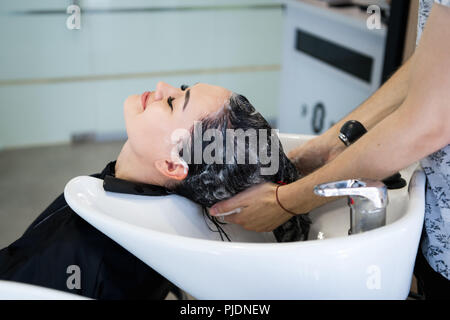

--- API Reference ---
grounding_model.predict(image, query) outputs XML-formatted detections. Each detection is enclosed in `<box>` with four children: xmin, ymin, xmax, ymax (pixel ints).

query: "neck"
<box><xmin>115</xmin><ymin>140</ymin><xmax>166</xmax><ymax>186</ymax></box>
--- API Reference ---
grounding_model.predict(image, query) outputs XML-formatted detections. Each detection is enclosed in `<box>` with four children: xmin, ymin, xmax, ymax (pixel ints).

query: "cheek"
<box><xmin>127</xmin><ymin>111</ymin><xmax>174</xmax><ymax>160</ymax></box>
<box><xmin>127</xmin><ymin>117</ymin><xmax>156</xmax><ymax>159</ymax></box>
<box><xmin>123</xmin><ymin>95</ymin><xmax>141</xmax><ymax>134</ymax></box>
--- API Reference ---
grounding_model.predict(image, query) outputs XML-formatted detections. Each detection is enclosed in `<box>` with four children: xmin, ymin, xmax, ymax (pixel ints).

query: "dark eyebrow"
<box><xmin>182</xmin><ymin>89</ymin><xmax>190</xmax><ymax>111</ymax></box>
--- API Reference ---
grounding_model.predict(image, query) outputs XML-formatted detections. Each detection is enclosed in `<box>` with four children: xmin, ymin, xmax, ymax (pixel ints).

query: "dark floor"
<box><xmin>0</xmin><ymin>140</ymin><xmax>124</xmax><ymax>248</ymax></box>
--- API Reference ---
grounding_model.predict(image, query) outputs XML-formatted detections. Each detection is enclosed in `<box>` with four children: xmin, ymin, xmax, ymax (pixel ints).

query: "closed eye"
<box><xmin>167</xmin><ymin>96</ymin><xmax>174</xmax><ymax>111</ymax></box>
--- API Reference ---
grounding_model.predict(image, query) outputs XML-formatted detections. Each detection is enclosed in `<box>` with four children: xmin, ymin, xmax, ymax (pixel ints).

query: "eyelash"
<box><xmin>167</xmin><ymin>85</ymin><xmax>188</xmax><ymax>110</ymax></box>
<box><xmin>167</xmin><ymin>96</ymin><xmax>174</xmax><ymax>111</ymax></box>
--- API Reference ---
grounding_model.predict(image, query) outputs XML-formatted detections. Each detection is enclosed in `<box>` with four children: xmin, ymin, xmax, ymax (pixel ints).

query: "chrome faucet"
<box><xmin>313</xmin><ymin>179</ymin><xmax>388</xmax><ymax>235</ymax></box>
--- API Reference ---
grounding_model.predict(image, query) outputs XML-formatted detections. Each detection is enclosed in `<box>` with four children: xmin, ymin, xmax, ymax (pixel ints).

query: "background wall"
<box><xmin>0</xmin><ymin>0</ymin><xmax>283</xmax><ymax>150</ymax></box>
<box><xmin>402</xmin><ymin>0</ymin><xmax>418</xmax><ymax>62</ymax></box>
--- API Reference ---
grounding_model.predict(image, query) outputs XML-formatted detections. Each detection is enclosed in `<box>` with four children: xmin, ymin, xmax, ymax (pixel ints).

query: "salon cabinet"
<box><xmin>0</xmin><ymin>0</ymin><xmax>283</xmax><ymax>149</ymax></box>
<box><xmin>278</xmin><ymin>0</ymin><xmax>387</xmax><ymax>135</ymax></box>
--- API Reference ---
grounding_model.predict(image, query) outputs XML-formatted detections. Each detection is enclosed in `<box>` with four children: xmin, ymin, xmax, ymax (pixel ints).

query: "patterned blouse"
<box><xmin>417</xmin><ymin>0</ymin><xmax>450</xmax><ymax>280</ymax></box>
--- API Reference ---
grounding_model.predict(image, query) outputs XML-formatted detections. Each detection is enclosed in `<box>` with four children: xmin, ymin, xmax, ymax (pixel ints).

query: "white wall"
<box><xmin>0</xmin><ymin>0</ymin><xmax>283</xmax><ymax>149</ymax></box>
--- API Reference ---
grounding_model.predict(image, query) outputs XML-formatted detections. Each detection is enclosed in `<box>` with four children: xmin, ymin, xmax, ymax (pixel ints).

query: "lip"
<box><xmin>141</xmin><ymin>91</ymin><xmax>151</xmax><ymax>110</ymax></box>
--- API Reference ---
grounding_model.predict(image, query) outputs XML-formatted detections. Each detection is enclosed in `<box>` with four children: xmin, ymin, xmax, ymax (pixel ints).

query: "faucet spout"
<box><xmin>314</xmin><ymin>179</ymin><xmax>388</xmax><ymax>235</ymax></box>
<box><xmin>314</xmin><ymin>179</ymin><xmax>388</xmax><ymax>209</ymax></box>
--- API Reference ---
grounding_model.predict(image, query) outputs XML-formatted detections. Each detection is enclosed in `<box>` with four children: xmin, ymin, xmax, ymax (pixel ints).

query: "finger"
<box><xmin>214</xmin><ymin>207</ymin><xmax>242</xmax><ymax>217</ymax></box>
<box><xmin>209</xmin><ymin>197</ymin><xmax>244</xmax><ymax>216</ymax></box>
<box><xmin>209</xmin><ymin>183</ymin><xmax>265</xmax><ymax>216</ymax></box>
<box><xmin>216</xmin><ymin>215</ymin><xmax>227</xmax><ymax>224</ymax></box>
<box><xmin>223</xmin><ymin>211</ymin><xmax>239</xmax><ymax>224</ymax></box>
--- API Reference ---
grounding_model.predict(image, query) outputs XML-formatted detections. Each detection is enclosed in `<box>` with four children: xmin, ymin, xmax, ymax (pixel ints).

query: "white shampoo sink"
<box><xmin>64</xmin><ymin>134</ymin><xmax>425</xmax><ymax>299</ymax></box>
<box><xmin>0</xmin><ymin>280</ymin><xmax>89</xmax><ymax>300</ymax></box>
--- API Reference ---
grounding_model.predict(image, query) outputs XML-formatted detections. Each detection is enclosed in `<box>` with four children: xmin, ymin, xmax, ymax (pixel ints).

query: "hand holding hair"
<box><xmin>209</xmin><ymin>182</ymin><xmax>297</xmax><ymax>232</ymax></box>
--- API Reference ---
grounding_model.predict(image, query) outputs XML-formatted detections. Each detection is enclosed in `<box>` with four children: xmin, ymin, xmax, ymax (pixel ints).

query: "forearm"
<box><xmin>288</xmin><ymin>56</ymin><xmax>413</xmax><ymax>175</ymax></box>
<box><xmin>283</xmin><ymin>4</ymin><xmax>450</xmax><ymax>214</ymax></box>
<box><xmin>281</xmin><ymin>95</ymin><xmax>449</xmax><ymax>213</ymax></box>
<box><xmin>320</xmin><ymin>56</ymin><xmax>412</xmax><ymax>147</ymax></box>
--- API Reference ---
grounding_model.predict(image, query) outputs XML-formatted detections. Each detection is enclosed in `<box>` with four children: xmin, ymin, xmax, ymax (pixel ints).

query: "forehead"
<box><xmin>191</xmin><ymin>83</ymin><xmax>232</xmax><ymax>113</ymax></box>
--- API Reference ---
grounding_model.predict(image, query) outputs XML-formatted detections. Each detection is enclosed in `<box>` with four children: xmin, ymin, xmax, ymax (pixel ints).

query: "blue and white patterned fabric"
<box><xmin>417</xmin><ymin>0</ymin><xmax>450</xmax><ymax>280</ymax></box>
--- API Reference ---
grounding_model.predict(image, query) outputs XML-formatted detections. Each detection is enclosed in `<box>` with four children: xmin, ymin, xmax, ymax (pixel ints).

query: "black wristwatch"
<box><xmin>338</xmin><ymin>120</ymin><xmax>368</xmax><ymax>146</ymax></box>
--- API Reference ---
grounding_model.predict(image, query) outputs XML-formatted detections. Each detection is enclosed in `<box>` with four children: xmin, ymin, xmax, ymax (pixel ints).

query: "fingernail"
<box><xmin>215</xmin><ymin>208</ymin><xmax>241</xmax><ymax>217</ymax></box>
<box><xmin>209</xmin><ymin>207</ymin><xmax>218</xmax><ymax>216</ymax></box>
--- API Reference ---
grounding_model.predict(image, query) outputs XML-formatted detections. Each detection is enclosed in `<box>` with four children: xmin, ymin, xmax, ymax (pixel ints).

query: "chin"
<box><xmin>123</xmin><ymin>94</ymin><xmax>141</xmax><ymax>117</ymax></box>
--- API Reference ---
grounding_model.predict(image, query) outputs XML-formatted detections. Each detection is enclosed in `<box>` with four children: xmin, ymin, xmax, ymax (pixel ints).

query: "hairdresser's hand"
<box><xmin>209</xmin><ymin>183</ymin><xmax>294</xmax><ymax>232</ymax></box>
<box><xmin>288</xmin><ymin>134</ymin><xmax>345</xmax><ymax>176</ymax></box>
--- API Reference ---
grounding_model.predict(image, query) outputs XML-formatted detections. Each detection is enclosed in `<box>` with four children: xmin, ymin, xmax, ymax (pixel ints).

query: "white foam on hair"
<box><xmin>212</xmin><ymin>186</ymin><xmax>231</xmax><ymax>200</ymax></box>
<box><xmin>217</xmin><ymin>169</ymin><xmax>224</xmax><ymax>181</ymax></box>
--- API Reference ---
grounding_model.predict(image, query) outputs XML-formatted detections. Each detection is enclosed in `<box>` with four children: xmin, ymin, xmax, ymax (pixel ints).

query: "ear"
<box><xmin>155</xmin><ymin>159</ymin><xmax>188</xmax><ymax>181</ymax></box>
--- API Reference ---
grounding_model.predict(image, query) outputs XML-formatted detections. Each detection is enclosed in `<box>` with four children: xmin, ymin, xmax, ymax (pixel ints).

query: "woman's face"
<box><xmin>124</xmin><ymin>81</ymin><xmax>231</xmax><ymax>172</ymax></box>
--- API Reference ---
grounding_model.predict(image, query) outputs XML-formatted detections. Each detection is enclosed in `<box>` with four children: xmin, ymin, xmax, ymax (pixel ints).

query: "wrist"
<box><xmin>275</xmin><ymin>184</ymin><xmax>300</xmax><ymax>216</ymax></box>
<box><xmin>276</xmin><ymin>183</ymin><xmax>310</xmax><ymax>216</ymax></box>
<box><xmin>322</xmin><ymin>129</ymin><xmax>345</xmax><ymax>161</ymax></box>
<box><xmin>322</xmin><ymin>126</ymin><xmax>341</xmax><ymax>147</ymax></box>
<box><xmin>283</xmin><ymin>173</ymin><xmax>332</xmax><ymax>214</ymax></box>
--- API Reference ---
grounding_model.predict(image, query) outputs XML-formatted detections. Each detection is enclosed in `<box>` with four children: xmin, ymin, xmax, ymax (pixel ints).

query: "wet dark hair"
<box><xmin>173</xmin><ymin>93</ymin><xmax>310</xmax><ymax>242</ymax></box>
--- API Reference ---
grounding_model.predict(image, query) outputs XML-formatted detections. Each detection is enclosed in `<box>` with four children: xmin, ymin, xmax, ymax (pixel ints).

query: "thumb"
<box><xmin>209</xmin><ymin>198</ymin><xmax>241</xmax><ymax>216</ymax></box>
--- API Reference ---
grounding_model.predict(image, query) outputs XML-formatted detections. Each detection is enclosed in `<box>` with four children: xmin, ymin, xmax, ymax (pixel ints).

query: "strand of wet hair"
<box><xmin>203</xmin><ymin>207</ymin><xmax>231</xmax><ymax>242</ymax></box>
<box><xmin>202</xmin><ymin>207</ymin><xmax>231</xmax><ymax>242</ymax></box>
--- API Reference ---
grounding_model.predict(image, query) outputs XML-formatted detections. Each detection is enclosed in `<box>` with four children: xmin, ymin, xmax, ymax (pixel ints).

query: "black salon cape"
<box><xmin>0</xmin><ymin>161</ymin><xmax>172</xmax><ymax>300</ymax></box>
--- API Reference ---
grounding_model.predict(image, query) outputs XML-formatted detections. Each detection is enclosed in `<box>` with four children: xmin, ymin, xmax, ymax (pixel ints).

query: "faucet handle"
<box><xmin>313</xmin><ymin>179</ymin><xmax>388</xmax><ymax>209</ymax></box>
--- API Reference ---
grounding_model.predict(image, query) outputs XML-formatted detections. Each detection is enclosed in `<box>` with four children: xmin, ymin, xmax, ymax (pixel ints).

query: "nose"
<box><xmin>154</xmin><ymin>81</ymin><xmax>179</xmax><ymax>101</ymax></box>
